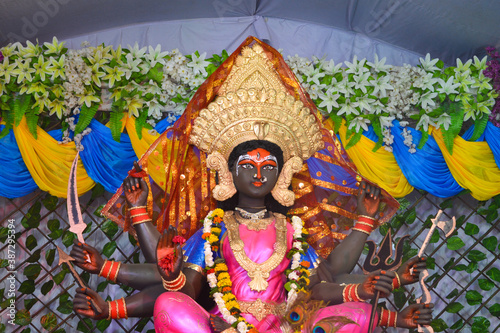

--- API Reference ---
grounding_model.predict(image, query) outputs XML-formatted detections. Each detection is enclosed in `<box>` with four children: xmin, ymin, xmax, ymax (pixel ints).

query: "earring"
<box><xmin>206</xmin><ymin>152</ymin><xmax>237</xmax><ymax>201</ymax></box>
<box><xmin>271</xmin><ymin>156</ymin><xmax>302</xmax><ymax>207</ymax></box>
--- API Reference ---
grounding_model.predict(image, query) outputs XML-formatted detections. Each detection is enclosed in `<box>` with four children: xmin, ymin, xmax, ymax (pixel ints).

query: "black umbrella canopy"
<box><xmin>0</xmin><ymin>0</ymin><xmax>499</xmax><ymax>62</ymax></box>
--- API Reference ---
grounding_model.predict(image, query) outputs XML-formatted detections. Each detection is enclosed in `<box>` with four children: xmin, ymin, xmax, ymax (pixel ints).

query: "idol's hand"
<box><xmin>73</xmin><ymin>287</ymin><xmax>108</xmax><ymax>320</ymax></box>
<box><xmin>397</xmin><ymin>303</ymin><xmax>434</xmax><ymax>328</ymax></box>
<box><xmin>358</xmin><ymin>270</ymin><xmax>395</xmax><ymax>300</ymax></box>
<box><xmin>356</xmin><ymin>180</ymin><xmax>381</xmax><ymax>218</ymax></box>
<box><xmin>156</xmin><ymin>226</ymin><xmax>183</xmax><ymax>282</ymax></box>
<box><xmin>397</xmin><ymin>257</ymin><xmax>427</xmax><ymax>286</ymax></box>
<box><xmin>70</xmin><ymin>240</ymin><xmax>104</xmax><ymax>274</ymax></box>
<box><xmin>123</xmin><ymin>161</ymin><xmax>149</xmax><ymax>208</ymax></box>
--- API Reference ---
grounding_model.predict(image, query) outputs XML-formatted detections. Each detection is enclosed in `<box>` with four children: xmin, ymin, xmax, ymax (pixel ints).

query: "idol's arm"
<box><xmin>73</xmin><ymin>269</ymin><xmax>206</xmax><ymax>319</ymax></box>
<box><xmin>71</xmin><ymin>241</ymin><xmax>163</xmax><ymax>289</ymax></box>
<box><xmin>323</xmin><ymin>181</ymin><xmax>381</xmax><ymax>275</ymax></box>
<box><xmin>133</xmin><ymin>222</ymin><xmax>161</xmax><ymax>263</ymax></box>
<box><xmin>122</xmin><ymin>163</ymin><xmax>161</xmax><ymax>263</ymax></box>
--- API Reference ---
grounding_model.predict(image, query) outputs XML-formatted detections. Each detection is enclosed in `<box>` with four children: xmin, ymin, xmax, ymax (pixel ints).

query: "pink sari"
<box><xmin>154</xmin><ymin>221</ymin><xmax>376</xmax><ymax>332</ymax></box>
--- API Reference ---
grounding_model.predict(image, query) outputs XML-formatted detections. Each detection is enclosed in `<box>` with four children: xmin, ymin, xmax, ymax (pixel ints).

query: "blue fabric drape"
<box><xmin>79</xmin><ymin>120</ymin><xmax>136</xmax><ymax>193</ymax></box>
<box><xmin>361</xmin><ymin>121</ymin><xmax>464</xmax><ymax>197</ymax></box>
<box><xmin>0</xmin><ymin>125</ymin><xmax>38</xmax><ymax>198</ymax></box>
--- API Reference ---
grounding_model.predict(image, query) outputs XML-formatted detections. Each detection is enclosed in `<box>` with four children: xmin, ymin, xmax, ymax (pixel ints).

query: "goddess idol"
<box><xmin>72</xmin><ymin>37</ymin><xmax>433</xmax><ymax>332</ymax></box>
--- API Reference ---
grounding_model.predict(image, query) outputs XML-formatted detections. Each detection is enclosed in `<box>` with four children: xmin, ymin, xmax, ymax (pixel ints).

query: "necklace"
<box><xmin>203</xmin><ymin>209</ymin><xmax>311</xmax><ymax>333</ymax></box>
<box><xmin>235</xmin><ymin>207</ymin><xmax>267</xmax><ymax>220</ymax></box>
<box><xmin>226</xmin><ymin>211</ymin><xmax>287</xmax><ymax>291</ymax></box>
<box><xmin>234</xmin><ymin>208</ymin><xmax>273</xmax><ymax>231</ymax></box>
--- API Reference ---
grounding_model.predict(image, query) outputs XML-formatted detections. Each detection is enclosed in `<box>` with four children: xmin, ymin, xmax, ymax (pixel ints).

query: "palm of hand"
<box><xmin>80</xmin><ymin>252</ymin><xmax>102</xmax><ymax>274</ymax></box>
<box><xmin>362</xmin><ymin>196</ymin><xmax>380</xmax><ymax>217</ymax></box>
<box><xmin>124</xmin><ymin>186</ymin><xmax>148</xmax><ymax>206</ymax></box>
<box><xmin>156</xmin><ymin>227</ymin><xmax>183</xmax><ymax>281</ymax></box>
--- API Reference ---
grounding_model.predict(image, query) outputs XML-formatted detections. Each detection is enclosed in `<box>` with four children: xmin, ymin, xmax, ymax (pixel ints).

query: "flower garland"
<box><xmin>202</xmin><ymin>209</ymin><xmax>310</xmax><ymax>333</ymax></box>
<box><xmin>1</xmin><ymin>39</ymin><xmax>498</xmax><ymax>153</ymax></box>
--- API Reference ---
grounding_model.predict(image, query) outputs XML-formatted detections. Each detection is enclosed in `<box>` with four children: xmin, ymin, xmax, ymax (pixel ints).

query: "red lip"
<box><xmin>252</xmin><ymin>182</ymin><xmax>263</xmax><ymax>187</ymax></box>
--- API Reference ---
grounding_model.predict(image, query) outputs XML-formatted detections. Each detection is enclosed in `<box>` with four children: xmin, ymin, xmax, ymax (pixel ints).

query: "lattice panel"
<box><xmin>1</xmin><ymin>188</ymin><xmax>499</xmax><ymax>332</ymax></box>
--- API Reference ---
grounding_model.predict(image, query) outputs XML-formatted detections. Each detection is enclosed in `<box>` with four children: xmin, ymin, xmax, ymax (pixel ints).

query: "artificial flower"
<box><xmin>146</xmin><ymin>44</ymin><xmax>169</xmax><ymax>68</ymax></box>
<box><xmin>419</xmin><ymin>53</ymin><xmax>440</xmax><ymax>72</ymax></box>
<box><xmin>472</xmin><ymin>55</ymin><xmax>488</xmax><ymax>72</ymax></box>
<box><xmin>44</xmin><ymin>37</ymin><xmax>65</xmax><ymax>55</ymax></box>
<box><xmin>12</xmin><ymin>58</ymin><xmax>36</xmax><ymax>83</ymax></box>
<box><xmin>436</xmin><ymin>77</ymin><xmax>460</xmax><ymax>95</ymax></box>
<box><xmin>122</xmin><ymin>53</ymin><xmax>142</xmax><ymax>80</ymax></box>
<box><xmin>48</xmin><ymin>98</ymin><xmax>65</xmax><ymax>118</ymax></box>
<box><xmin>371</xmin><ymin>75</ymin><xmax>393</xmax><ymax>97</ymax></box>
<box><xmin>33</xmin><ymin>55</ymin><xmax>52</xmax><ymax>81</ymax></box>
<box><xmin>318</xmin><ymin>90</ymin><xmax>340</xmax><ymax>112</ymax></box>
<box><xmin>367</xmin><ymin>54</ymin><xmax>391</xmax><ymax>72</ymax></box>
<box><xmin>103</xmin><ymin>65</ymin><xmax>124</xmax><ymax>88</ymax></box>
<box><xmin>419</xmin><ymin>91</ymin><xmax>437</xmax><ymax>109</ymax></box>
<box><xmin>337</xmin><ymin>99</ymin><xmax>359</xmax><ymax>116</ymax></box>
<box><xmin>124</xmin><ymin>96</ymin><xmax>144</xmax><ymax>118</ymax></box>
<box><xmin>345</xmin><ymin>55</ymin><xmax>368</xmax><ymax>75</ymax></box>
<box><xmin>79</xmin><ymin>91</ymin><xmax>100</xmax><ymax>108</ymax></box>
<box><xmin>0</xmin><ymin>57</ymin><xmax>18</xmax><ymax>84</ymax></box>
<box><xmin>349</xmin><ymin>116</ymin><xmax>370</xmax><ymax>132</ymax></box>
<box><xmin>48</xmin><ymin>55</ymin><xmax>66</xmax><ymax>80</ymax></box>
<box><xmin>187</xmin><ymin>52</ymin><xmax>211</xmax><ymax>76</ymax></box>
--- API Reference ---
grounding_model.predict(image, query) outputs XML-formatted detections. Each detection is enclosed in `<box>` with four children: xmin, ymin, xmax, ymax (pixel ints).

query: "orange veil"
<box><xmin>102</xmin><ymin>37</ymin><xmax>399</xmax><ymax>258</ymax></box>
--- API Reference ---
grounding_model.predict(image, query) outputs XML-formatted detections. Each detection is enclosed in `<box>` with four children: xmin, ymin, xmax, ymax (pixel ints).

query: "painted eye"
<box><xmin>240</xmin><ymin>164</ymin><xmax>254</xmax><ymax>169</ymax></box>
<box><xmin>262</xmin><ymin>165</ymin><xmax>276</xmax><ymax>171</ymax></box>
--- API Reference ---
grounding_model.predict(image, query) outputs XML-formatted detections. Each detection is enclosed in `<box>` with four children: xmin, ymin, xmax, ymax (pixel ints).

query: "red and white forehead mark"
<box><xmin>236</xmin><ymin>148</ymin><xmax>278</xmax><ymax>176</ymax></box>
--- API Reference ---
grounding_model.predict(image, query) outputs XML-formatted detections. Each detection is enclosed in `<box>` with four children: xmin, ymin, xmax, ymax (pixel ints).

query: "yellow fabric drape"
<box><xmin>338</xmin><ymin>122</ymin><xmax>414</xmax><ymax>198</ymax></box>
<box><xmin>13</xmin><ymin>116</ymin><xmax>95</xmax><ymax>197</ymax></box>
<box><xmin>125</xmin><ymin>116</ymin><xmax>167</xmax><ymax>187</ymax></box>
<box><xmin>431</xmin><ymin>128</ymin><xmax>500</xmax><ymax>201</ymax></box>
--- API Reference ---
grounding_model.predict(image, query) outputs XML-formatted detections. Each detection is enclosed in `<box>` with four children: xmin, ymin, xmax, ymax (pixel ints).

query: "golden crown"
<box><xmin>188</xmin><ymin>44</ymin><xmax>324</xmax><ymax>162</ymax></box>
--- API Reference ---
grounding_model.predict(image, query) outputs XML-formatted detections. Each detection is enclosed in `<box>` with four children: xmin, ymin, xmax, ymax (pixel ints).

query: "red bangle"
<box><xmin>162</xmin><ymin>272</ymin><xmax>187</xmax><ymax>291</ymax></box>
<box><xmin>129</xmin><ymin>207</ymin><xmax>147</xmax><ymax>215</ymax></box>
<box><xmin>117</xmin><ymin>298</ymin><xmax>128</xmax><ymax>319</ymax></box>
<box><xmin>107</xmin><ymin>298</ymin><xmax>128</xmax><ymax>319</ymax></box>
<box><xmin>378</xmin><ymin>309</ymin><xmax>397</xmax><ymax>327</ymax></box>
<box><xmin>99</xmin><ymin>260</ymin><xmax>121</xmax><ymax>282</ymax></box>
<box><xmin>392</xmin><ymin>273</ymin><xmax>401</xmax><ymax>290</ymax></box>
<box><xmin>353</xmin><ymin>216</ymin><xmax>376</xmax><ymax>234</ymax></box>
<box><xmin>108</xmin><ymin>261</ymin><xmax>121</xmax><ymax>283</ymax></box>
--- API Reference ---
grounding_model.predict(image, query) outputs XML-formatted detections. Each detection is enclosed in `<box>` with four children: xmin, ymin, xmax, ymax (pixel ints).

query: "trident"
<box><xmin>364</xmin><ymin>229</ymin><xmax>409</xmax><ymax>333</ymax></box>
<box><xmin>415</xmin><ymin>210</ymin><xmax>456</xmax><ymax>333</ymax></box>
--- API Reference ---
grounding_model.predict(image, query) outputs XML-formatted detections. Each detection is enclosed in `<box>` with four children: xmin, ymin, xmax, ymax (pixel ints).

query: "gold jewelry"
<box><xmin>107</xmin><ymin>301</ymin><xmax>112</xmax><ymax>320</ymax></box>
<box><xmin>235</xmin><ymin>207</ymin><xmax>267</xmax><ymax>219</ymax></box>
<box><xmin>188</xmin><ymin>44</ymin><xmax>324</xmax><ymax>164</ymax></box>
<box><xmin>224</xmin><ymin>211</ymin><xmax>287</xmax><ymax>291</ymax></box>
<box><xmin>206</xmin><ymin>151</ymin><xmax>237</xmax><ymax>201</ymax></box>
<box><xmin>130</xmin><ymin>213</ymin><xmax>149</xmax><ymax>218</ymax></box>
<box><xmin>237</xmin><ymin>299</ymin><xmax>286</xmax><ymax>321</ymax></box>
<box><xmin>234</xmin><ymin>211</ymin><xmax>274</xmax><ymax>231</ymax></box>
<box><xmin>128</xmin><ymin>206</ymin><xmax>147</xmax><ymax>211</ymax></box>
<box><xmin>354</xmin><ymin>284</ymin><xmax>367</xmax><ymax>302</ymax></box>
<box><xmin>162</xmin><ymin>272</ymin><xmax>187</xmax><ymax>291</ymax></box>
<box><xmin>271</xmin><ymin>156</ymin><xmax>303</xmax><ymax>206</ymax></box>
<box><xmin>132</xmin><ymin>218</ymin><xmax>152</xmax><ymax>225</ymax></box>
<box><xmin>357</xmin><ymin>215</ymin><xmax>376</xmax><ymax>220</ymax></box>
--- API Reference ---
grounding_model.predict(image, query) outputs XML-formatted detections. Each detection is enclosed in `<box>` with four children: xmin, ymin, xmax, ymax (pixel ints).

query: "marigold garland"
<box><xmin>203</xmin><ymin>209</ymin><xmax>311</xmax><ymax>333</ymax></box>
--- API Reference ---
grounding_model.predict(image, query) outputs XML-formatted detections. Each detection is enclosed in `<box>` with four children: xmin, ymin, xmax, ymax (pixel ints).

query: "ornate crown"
<box><xmin>188</xmin><ymin>44</ymin><xmax>324</xmax><ymax>162</ymax></box>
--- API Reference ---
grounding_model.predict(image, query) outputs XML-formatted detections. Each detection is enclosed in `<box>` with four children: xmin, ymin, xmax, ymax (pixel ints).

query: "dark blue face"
<box><xmin>231</xmin><ymin>148</ymin><xmax>279</xmax><ymax>199</ymax></box>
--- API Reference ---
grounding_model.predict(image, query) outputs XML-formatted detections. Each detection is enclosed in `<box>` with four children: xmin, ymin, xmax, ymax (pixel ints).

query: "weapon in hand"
<box><xmin>57</xmin><ymin>246</ymin><xmax>102</xmax><ymax>313</ymax></box>
<box><xmin>414</xmin><ymin>210</ymin><xmax>455</xmax><ymax>333</ymax></box>
<box><xmin>363</xmin><ymin>230</ymin><xmax>409</xmax><ymax>333</ymax></box>
<box><xmin>67</xmin><ymin>152</ymin><xmax>91</xmax><ymax>262</ymax></box>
